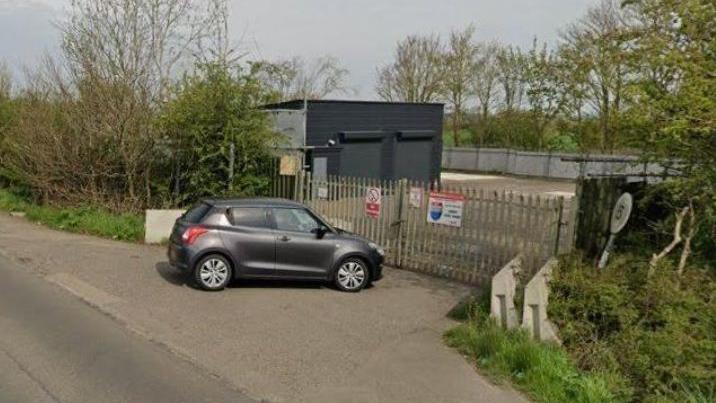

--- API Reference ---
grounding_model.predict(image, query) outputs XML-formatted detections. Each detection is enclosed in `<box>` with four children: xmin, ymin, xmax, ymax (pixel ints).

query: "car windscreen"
<box><xmin>182</xmin><ymin>203</ymin><xmax>212</xmax><ymax>223</ymax></box>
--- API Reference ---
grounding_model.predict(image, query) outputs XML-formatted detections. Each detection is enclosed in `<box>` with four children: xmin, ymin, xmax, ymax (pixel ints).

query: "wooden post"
<box><xmin>395</xmin><ymin>178</ymin><xmax>407</xmax><ymax>268</ymax></box>
<box><xmin>554</xmin><ymin>196</ymin><xmax>565</xmax><ymax>256</ymax></box>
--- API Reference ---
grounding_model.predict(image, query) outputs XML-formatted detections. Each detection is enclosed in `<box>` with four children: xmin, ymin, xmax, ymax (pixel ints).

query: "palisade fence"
<box><xmin>269</xmin><ymin>172</ymin><xmax>568</xmax><ymax>286</ymax></box>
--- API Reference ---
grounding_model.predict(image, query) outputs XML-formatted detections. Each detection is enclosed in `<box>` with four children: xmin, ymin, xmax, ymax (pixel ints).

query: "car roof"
<box><xmin>204</xmin><ymin>198</ymin><xmax>306</xmax><ymax>209</ymax></box>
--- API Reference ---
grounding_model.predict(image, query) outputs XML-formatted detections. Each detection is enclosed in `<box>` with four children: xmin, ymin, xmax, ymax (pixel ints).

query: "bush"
<box><xmin>549</xmin><ymin>254</ymin><xmax>716</xmax><ymax>402</ymax></box>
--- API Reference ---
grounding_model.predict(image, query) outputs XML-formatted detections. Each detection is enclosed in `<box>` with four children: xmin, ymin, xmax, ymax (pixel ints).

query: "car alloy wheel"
<box><xmin>336</xmin><ymin>260</ymin><xmax>367</xmax><ymax>291</ymax></box>
<box><xmin>198</xmin><ymin>257</ymin><xmax>229</xmax><ymax>290</ymax></box>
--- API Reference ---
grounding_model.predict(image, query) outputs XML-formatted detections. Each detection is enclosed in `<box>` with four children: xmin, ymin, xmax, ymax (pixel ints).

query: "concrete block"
<box><xmin>521</xmin><ymin>258</ymin><xmax>561</xmax><ymax>344</ymax></box>
<box><xmin>145</xmin><ymin>209</ymin><xmax>185</xmax><ymax>244</ymax></box>
<box><xmin>9</xmin><ymin>211</ymin><xmax>26</xmax><ymax>218</ymax></box>
<box><xmin>490</xmin><ymin>255</ymin><xmax>522</xmax><ymax>329</ymax></box>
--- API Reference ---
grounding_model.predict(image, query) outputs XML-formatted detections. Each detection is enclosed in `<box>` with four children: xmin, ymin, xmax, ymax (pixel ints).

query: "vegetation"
<box><xmin>549</xmin><ymin>254</ymin><xmax>715</xmax><ymax>402</ymax></box>
<box><xmin>445</xmin><ymin>292</ymin><xmax>621</xmax><ymax>403</ymax></box>
<box><xmin>157</xmin><ymin>62</ymin><xmax>281</xmax><ymax>206</ymax></box>
<box><xmin>0</xmin><ymin>189</ymin><xmax>143</xmax><ymax>242</ymax></box>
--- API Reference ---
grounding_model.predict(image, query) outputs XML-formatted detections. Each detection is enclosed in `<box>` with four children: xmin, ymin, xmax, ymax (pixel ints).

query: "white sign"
<box><xmin>598</xmin><ymin>192</ymin><xmax>634</xmax><ymax>269</ymax></box>
<box><xmin>317</xmin><ymin>186</ymin><xmax>328</xmax><ymax>199</ymax></box>
<box><xmin>409</xmin><ymin>187</ymin><xmax>423</xmax><ymax>208</ymax></box>
<box><xmin>365</xmin><ymin>187</ymin><xmax>381</xmax><ymax>218</ymax></box>
<box><xmin>427</xmin><ymin>192</ymin><xmax>465</xmax><ymax>227</ymax></box>
<box><xmin>610</xmin><ymin>193</ymin><xmax>633</xmax><ymax>234</ymax></box>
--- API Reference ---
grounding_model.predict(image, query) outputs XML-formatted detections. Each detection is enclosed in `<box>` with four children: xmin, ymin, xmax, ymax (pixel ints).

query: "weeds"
<box><xmin>0</xmin><ymin>189</ymin><xmax>144</xmax><ymax>242</ymax></box>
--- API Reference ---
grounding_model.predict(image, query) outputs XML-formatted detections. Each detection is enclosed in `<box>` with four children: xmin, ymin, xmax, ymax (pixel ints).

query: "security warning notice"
<box><xmin>365</xmin><ymin>187</ymin><xmax>381</xmax><ymax>218</ymax></box>
<box><xmin>427</xmin><ymin>192</ymin><xmax>465</xmax><ymax>227</ymax></box>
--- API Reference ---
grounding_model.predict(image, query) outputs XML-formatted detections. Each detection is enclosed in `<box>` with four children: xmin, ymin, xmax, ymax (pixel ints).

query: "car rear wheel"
<box><xmin>194</xmin><ymin>254</ymin><xmax>232</xmax><ymax>291</ymax></box>
<box><xmin>334</xmin><ymin>258</ymin><xmax>369</xmax><ymax>292</ymax></box>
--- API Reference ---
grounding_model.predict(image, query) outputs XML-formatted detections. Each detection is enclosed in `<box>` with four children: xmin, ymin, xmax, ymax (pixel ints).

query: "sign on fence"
<box><xmin>365</xmin><ymin>187</ymin><xmax>381</xmax><ymax>218</ymax></box>
<box><xmin>317</xmin><ymin>186</ymin><xmax>329</xmax><ymax>199</ymax></box>
<box><xmin>279</xmin><ymin>155</ymin><xmax>300</xmax><ymax>175</ymax></box>
<box><xmin>409</xmin><ymin>187</ymin><xmax>423</xmax><ymax>208</ymax></box>
<box><xmin>427</xmin><ymin>192</ymin><xmax>465</xmax><ymax>227</ymax></box>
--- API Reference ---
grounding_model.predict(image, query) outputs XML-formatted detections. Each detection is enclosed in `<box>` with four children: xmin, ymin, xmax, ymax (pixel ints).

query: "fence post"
<box><xmin>394</xmin><ymin>178</ymin><xmax>407</xmax><ymax>268</ymax></box>
<box><xmin>553</xmin><ymin>196</ymin><xmax>565</xmax><ymax>256</ymax></box>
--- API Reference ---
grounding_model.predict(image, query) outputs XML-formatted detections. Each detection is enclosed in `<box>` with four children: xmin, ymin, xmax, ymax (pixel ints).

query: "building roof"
<box><xmin>205</xmin><ymin>198</ymin><xmax>305</xmax><ymax>208</ymax></box>
<box><xmin>263</xmin><ymin>99</ymin><xmax>444</xmax><ymax>110</ymax></box>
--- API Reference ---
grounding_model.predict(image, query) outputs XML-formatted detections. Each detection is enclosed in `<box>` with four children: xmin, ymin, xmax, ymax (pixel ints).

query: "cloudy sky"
<box><xmin>0</xmin><ymin>0</ymin><xmax>597</xmax><ymax>98</ymax></box>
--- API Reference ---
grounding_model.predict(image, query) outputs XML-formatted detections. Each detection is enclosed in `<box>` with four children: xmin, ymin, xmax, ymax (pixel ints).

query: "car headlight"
<box><xmin>368</xmin><ymin>242</ymin><xmax>385</xmax><ymax>256</ymax></box>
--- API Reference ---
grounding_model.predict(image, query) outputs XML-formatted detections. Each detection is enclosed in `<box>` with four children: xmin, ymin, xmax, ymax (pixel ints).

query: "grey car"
<box><xmin>168</xmin><ymin>198</ymin><xmax>384</xmax><ymax>292</ymax></box>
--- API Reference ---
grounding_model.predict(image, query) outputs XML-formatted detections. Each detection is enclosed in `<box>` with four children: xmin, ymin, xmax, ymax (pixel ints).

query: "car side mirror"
<box><xmin>312</xmin><ymin>226</ymin><xmax>328</xmax><ymax>239</ymax></box>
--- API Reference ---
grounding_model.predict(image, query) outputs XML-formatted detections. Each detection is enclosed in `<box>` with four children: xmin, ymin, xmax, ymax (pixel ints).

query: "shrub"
<box><xmin>549</xmin><ymin>254</ymin><xmax>716</xmax><ymax>402</ymax></box>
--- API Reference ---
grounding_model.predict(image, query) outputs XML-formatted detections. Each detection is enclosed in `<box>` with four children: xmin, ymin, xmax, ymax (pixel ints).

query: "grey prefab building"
<box><xmin>264</xmin><ymin>100</ymin><xmax>443</xmax><ymax>182</ymax></box>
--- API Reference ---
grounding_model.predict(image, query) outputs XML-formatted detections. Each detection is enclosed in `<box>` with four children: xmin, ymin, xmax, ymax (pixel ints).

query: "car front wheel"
<box><xmin>194</xmin><ymin>254</ymin><xmax>232</xmax><ymax>291</ymax></box>
<box><xmin>334</xmin><ymin>258</ymin><xmax>369</xmax><ymax>292</ymax></box>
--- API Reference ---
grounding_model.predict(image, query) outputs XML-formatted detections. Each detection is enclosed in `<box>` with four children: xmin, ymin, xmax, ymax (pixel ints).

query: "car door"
<box><xmin>271</xmin><ymin>207</ymin><xmax>336</xmax><ymax>279</ymax></box>
<box><xmin>219</xmin><ymin>207</ymin><xmax>276</xmax><ymax>277</ymax></box>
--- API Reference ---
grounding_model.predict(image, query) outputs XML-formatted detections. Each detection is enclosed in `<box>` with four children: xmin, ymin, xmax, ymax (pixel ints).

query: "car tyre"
<box><xmin>193</xmin><ymin>254</ymin><xmax>232</xmax><ymax>291</ymax></box>
<box><xmin>334</xmin><ymin>257</ymin><xmax>369</xmax><ymax>292</ymax></box>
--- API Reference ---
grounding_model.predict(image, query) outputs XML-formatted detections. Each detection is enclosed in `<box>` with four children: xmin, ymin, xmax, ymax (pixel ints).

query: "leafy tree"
<box><xmin>158</xmin><ymin>62</ymin><xmax>281</xmax><ymax>206</ymax></box>
<box><xmin>623</xmin><ymin>0</ymin><xmax>716</xmax><ymax>268</ymax></box>
<box><xmin>524</xmin><ymin>40</ymin><xmax>565</xmax><ymax>149</ymax></box>
<box><xmin>561</xmin><ymin>0</ymin><xmax>630</xmax><ymax>152</ymax></box>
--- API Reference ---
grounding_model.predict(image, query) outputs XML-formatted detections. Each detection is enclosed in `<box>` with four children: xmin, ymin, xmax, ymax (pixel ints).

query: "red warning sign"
<box><xmin>365</xmin><ymin>187</ymin><xmax>381</xmax><ymax>218</ymax></box>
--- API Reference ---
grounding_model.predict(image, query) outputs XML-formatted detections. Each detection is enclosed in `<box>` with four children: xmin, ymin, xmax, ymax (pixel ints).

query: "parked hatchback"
<box><xmin>168</xmin><ymin>198</ymin><xmax>384</xmax><ymax>292</ymax></box>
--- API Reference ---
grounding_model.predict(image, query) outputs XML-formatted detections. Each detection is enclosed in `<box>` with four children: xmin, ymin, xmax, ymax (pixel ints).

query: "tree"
<box><xmin>523</xmin><ymin>40</ymin><xmax>565</xmax><ymax>149</ymax></box>
<box><xmin>495</xmin><ymin>45</ymin><xmax>526</xmax><ymax>113</ymax></box>
<box><xmin>158</xmin><ymin>62</ymin><xmax>280</xmax><ymax>205</ymax></box>
<box><xmin>472</xmin><ymin>42</ymin><xmax>500</xmax><ymax>145</ymax></box>
<box><xmin>560</xmin><ymin>0</ymin><xmax>630</xmax><ymax>152</ymax></box>
<box><xmin>375</xmin><ymin>34</ymin><xmax>444</xmax><ymax>102</ymax></box>
<box><xmin>442</xmin><ymin>26</ymin><xmax>478</xmax><ymax>146</ymax></box>
<box><xmin>624</xmin><ymin>0</ymin><xmax>716</xmax><ymax>267</ymax></box>
<box><xmin>0</xmin><ymin>0</ymin><xmax>229</xmax><ymax>209</ymax></box>
<box><xmin>253</xmin><ymin>55</ymin><xmax>351</xmax><ymax>101</ymax></box>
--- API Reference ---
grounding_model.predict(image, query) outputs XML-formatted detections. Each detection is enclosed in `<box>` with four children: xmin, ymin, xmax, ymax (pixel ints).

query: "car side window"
<box><xmin>230</xmin><ymin>207</ymin><xmax>269</xmax><ymax>228</ymax></box>
<box><xmin>272</xmin><ymin>208</ymin><xmax>320</xmax><ymax>233</ymax></box>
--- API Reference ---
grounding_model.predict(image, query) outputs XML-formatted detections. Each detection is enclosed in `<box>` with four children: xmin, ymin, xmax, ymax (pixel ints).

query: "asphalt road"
<box><xmin>0</xmin><ymin>256</ymin><xmax>255</xmax><ymax>403</ymax></box>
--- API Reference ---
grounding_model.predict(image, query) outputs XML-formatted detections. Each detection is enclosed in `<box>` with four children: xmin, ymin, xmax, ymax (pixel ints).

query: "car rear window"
<box><xmin>231</xmin><ymin>207</ymin><xmax>269</xmax><ymax>228</ymax></box>
<box><xmin>183</xmin><ymin>203</ymin><xmax>212</xmax><ymax>223</ymax></box>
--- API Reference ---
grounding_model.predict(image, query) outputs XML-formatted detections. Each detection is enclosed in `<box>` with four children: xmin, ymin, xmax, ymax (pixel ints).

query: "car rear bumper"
<box><xmin>168</xmin><ymin>241</ymin><xmax>191</xmax><ymax>272</ymax></box>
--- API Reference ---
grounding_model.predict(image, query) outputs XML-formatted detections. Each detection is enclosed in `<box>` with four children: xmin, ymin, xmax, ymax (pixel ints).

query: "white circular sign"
<box><xmin>610</xmin><ymin>193</ymin><xmax>633</xmax><ymax>234</ymax></box>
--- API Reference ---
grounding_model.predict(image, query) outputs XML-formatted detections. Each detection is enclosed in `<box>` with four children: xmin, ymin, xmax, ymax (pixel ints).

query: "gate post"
<box><xmin>394</xmin><ymin>179</ymin><xmax>408</xmax><ymax>268</ymax></box>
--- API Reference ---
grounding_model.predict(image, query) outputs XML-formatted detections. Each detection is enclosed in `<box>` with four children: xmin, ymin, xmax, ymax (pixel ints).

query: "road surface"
<box><xmin>0</xmin><ymin>256</ymin><xmax>255</xmax><ymax>403</ymax></box>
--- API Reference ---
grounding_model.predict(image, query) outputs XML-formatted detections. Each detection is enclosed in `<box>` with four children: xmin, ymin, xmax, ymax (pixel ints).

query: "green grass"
<box><xmin>444</xmin><ymin>301</ymin><xmax>622</xmax><ymax>403</ymax></box>
<box><xmin>0</xmin><ymin>189</ymin><xmax>144</xmax><ymax>242</ymax></box>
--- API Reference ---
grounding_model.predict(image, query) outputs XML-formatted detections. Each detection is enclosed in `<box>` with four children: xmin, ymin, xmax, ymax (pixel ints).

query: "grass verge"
<box><xmin>444</xmin><ymin>292</ymin><xmax>621</xmax><ymax>403</ymax></box>
<box><xmin>0</xmin><ymin>189</ymin><xmax>144</xmax><ymax>242</ymax></box>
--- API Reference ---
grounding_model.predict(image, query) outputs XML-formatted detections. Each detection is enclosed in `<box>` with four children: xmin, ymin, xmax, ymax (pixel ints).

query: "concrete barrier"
<box><xmin>490</xmin><ymin>255</ymin><xmax>522</xmax><ymax>329</ymax></box>
<box><xmin>145</xmin><ymin>209</ymin><xmax>185</xmax><ymax>244</ymax></box>
<box><xmin>521</xmin><ymin>258</ymin><xmax>560</xmax><ymax>343</ymax></box>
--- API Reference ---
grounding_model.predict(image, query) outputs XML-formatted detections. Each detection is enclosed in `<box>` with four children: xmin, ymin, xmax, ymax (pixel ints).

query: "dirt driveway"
<box><xmin>0</xmin><ymin>213</ymin><xmax>525</xmax><ymax>403</ymax></box>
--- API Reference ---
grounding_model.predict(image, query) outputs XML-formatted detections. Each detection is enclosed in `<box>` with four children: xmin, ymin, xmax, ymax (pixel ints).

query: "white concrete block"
<box><xmin>521</xmin><ymin>258</ymin><xmax>561</xmax><ymax>344</ymax></box>
<box><xmin>490</xmin><ymin>255</ymin><xmax>522</xmax><ymax>329</ymax></box>
<box><xmin>144</xmin><ymin>209</ymin><xmax>185</xmax><ymax>244</ymax></box>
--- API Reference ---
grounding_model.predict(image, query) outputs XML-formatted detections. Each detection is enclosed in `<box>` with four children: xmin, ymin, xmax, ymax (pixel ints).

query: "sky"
<box><xmin>0</xmin><ymin>0</ymin><xmax>598</xmax><ymax>99</ymax></box>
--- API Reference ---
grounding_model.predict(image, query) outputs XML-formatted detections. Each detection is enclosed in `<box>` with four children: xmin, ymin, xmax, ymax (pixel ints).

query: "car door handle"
<box><xmin>278</xmin><ymin>235</ymin><xmax>291</xmax><ymax>242</ymax></box>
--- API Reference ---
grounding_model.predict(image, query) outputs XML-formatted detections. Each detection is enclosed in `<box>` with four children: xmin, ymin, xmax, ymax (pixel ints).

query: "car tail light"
<box><xmin>182</xmin><ymin>226</ymin><xmax>208</xmax><ymax>245</ymax></box>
